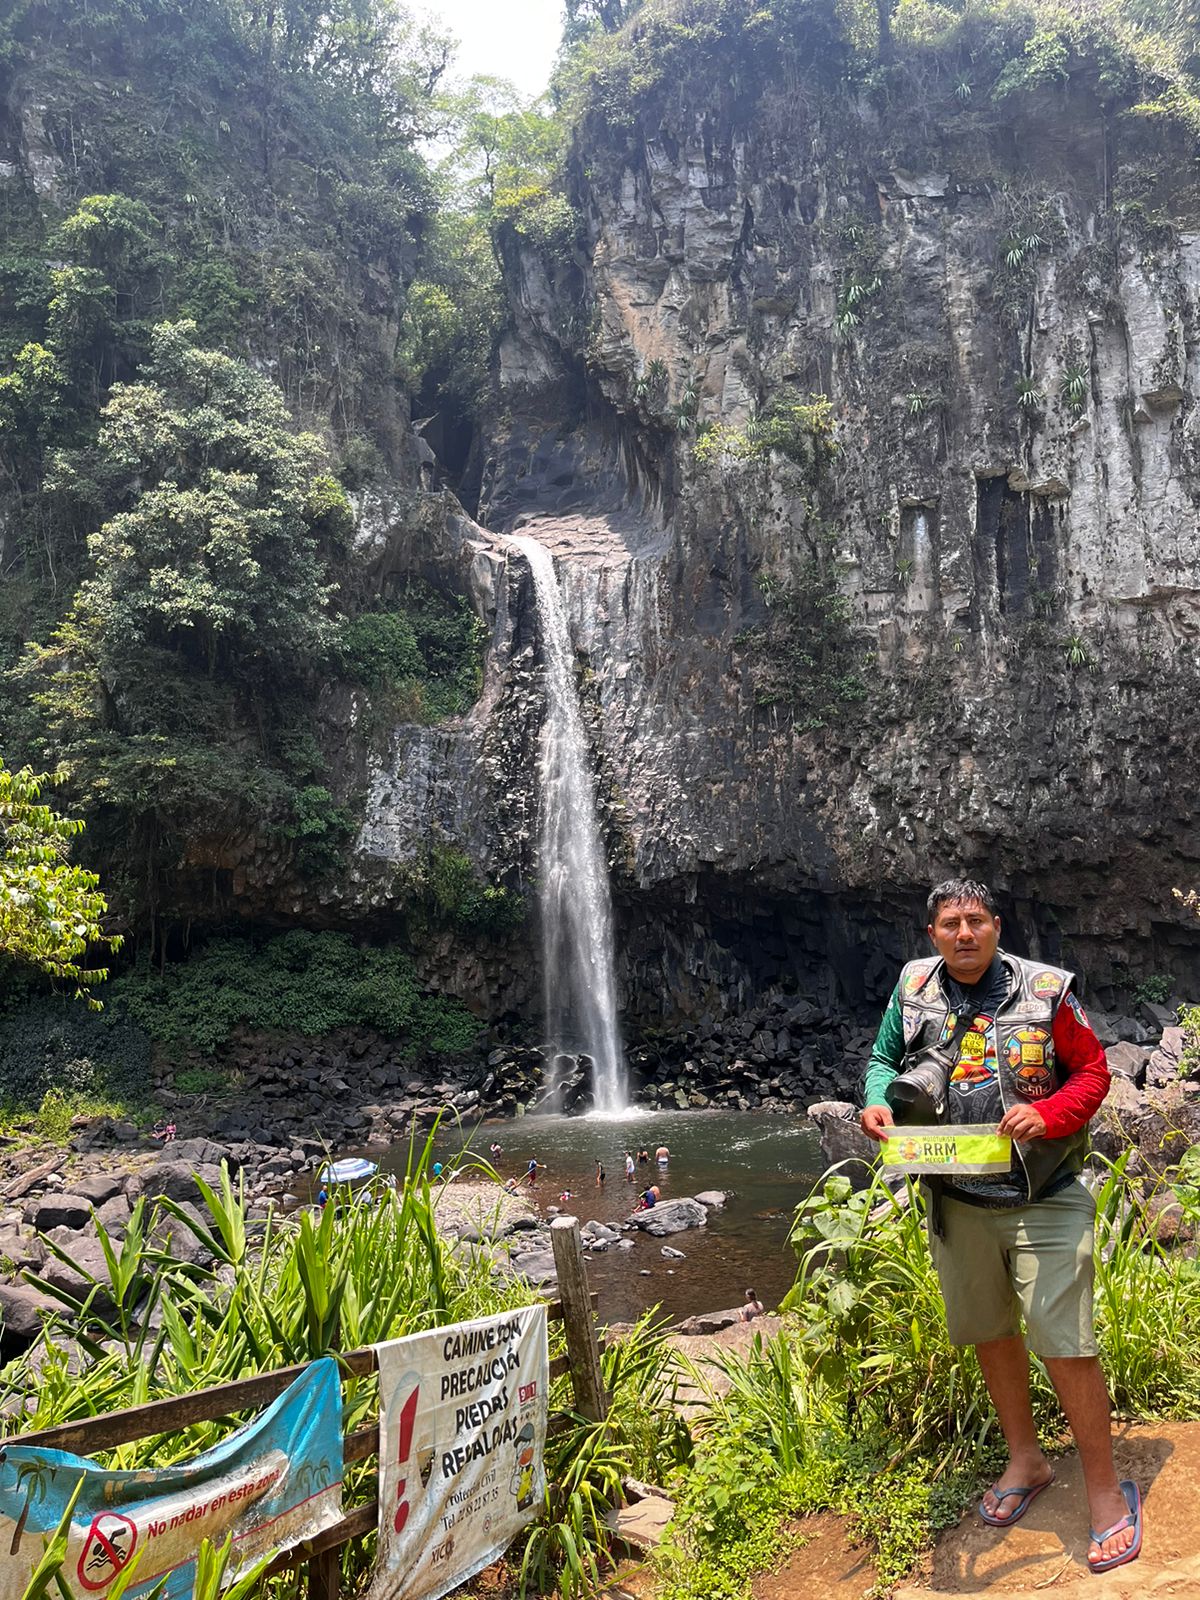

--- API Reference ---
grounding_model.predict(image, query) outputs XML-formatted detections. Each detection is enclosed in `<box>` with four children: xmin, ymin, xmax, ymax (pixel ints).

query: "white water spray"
<box><xmin>510</xmin><ymin>534</ymin><xmax>627</xmax><ymax>1114</ymax></box>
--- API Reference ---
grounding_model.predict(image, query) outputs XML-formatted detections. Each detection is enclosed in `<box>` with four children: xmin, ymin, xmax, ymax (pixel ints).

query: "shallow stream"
<box><xmin>396</xmin><ymin>1108</ymin><xmax>826</xmax><ymax>1324</ymax></box>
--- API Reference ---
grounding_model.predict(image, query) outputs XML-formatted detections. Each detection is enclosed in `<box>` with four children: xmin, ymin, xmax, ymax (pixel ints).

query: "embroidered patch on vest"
<box><xmin>1006</xmin><ymin>1027</ymin><xmax>1052</xmax><ymax>1098</ymax></box>
<box><xmin>1065</xmin><ymin>993</ymin><xmax>1090</xmax><ymax>1028</ymax></box>
<box><xmin>1031</xmin><ymin>970</ymin><xmax>1063</xmax><ymax>999</ymax></box>
<box><xmin>903</xmin><ymin>969</ymin><xmax>928</xmax><ymax>996</ymax></box>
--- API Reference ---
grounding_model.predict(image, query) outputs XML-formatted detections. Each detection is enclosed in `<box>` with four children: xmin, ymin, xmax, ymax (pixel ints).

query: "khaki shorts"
<box><xmin>927</xmin><ymin>1180</ymin><xmax>1098</xmax><ymax>1358</ymax></box>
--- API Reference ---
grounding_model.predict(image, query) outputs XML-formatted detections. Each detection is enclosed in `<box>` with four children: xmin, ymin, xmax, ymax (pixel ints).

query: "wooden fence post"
<box><xmin>549</xmin><ymin>1216</ymin><xmax>608</xmax><ymax>1423</ymax></box>
<box><xmin>308</xmin><ymin>1546</ymin><xmax>340</xmax><ymax>1600</ymax></box>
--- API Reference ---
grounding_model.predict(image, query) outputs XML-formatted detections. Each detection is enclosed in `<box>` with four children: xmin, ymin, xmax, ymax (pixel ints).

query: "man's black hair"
<box><xmin>926</xmin><ymin>878</ymin><xmax>1000</xmax><ymax>921</ymax></box>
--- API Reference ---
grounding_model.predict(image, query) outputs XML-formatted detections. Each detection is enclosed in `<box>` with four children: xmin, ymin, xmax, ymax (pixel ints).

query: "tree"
<box><xmin>14</xmin><ymin>320</ymin><xmax>356</xmax><ymax>927</ymax></box>
<box><xmin>563</xmin><ymin>0</ymin><xmax>641</xmax><ymax>46</ymax></box>
<box><xmin>0</xmin><ymin>764</ymin><xmax>119</xmax><ymax>1007</ymax></box>
<box><xmin>61</xmin><ymin>318</ymin><xmax>351</xmax><ymax>676</ymax></box>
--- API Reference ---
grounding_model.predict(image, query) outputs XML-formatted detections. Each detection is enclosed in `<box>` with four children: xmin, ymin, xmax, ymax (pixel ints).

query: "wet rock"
<box><xmin>693</xmin><ymin>1190</ymin><xmax>728</xmax><ymax>1208</ymax></box>
<box><xmin>660</xmin><ymin>1245</ymin><xmax>685</xmax><ymax>1259</ymax></box>
<box><xmin>631</xmin><ymin>1198</ymin><xmax>707</xmax><ymax>1236</ymax></box>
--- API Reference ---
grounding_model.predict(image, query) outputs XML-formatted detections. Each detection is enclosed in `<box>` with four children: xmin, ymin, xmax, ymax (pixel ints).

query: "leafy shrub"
<box><xmin>337</xmin><ymin>583</ymin><xmax>485</xmax><ymax>722</ymax></box>
<box><xmin>695</xmin><ymin>394</ymin><xmax>835</xmax><ymax>477</ymax></box>
<box><xmin>424</xmin><ymin>846</ymin><xmax>526</xmax><ymax>936</ymax></box>
<box><xmin>493</xmin><ymin>185</ymin><xmax>580</xmax><ymax>256</ymax></box>
<box><xmin>108</xmin><ymin>931</ymin><xmax>481</xmax><ymax>1057</ymax></box>
<box><xmin>1132</xmin><ymin>972</ymin><xmax>1172</xmax><ymax>1006</ymax></box>
<box><xmin>1179</xmin><ymin>1005</ymin><xmax>1200</xmax><ymax>1079</ymax></box>
<box><xmin>337</xmin><ymin>612</ymin><xmax>423</xmax><ymax>687</ymax></box>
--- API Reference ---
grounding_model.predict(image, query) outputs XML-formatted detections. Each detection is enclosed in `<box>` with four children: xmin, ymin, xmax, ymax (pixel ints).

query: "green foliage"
<box><xmin>12</xmin><ymin>323</ymin><xmax>363</xmax><ymax>909</ymax></box>
<box><xmin>173</xmin><ymin>1063</ymin><xmax>235</xmax><ymax>1096</ymax></box>
<box><xmin>740</xmin><ymin>564</ymin><xmax>872</xmax><ymax>729</ymax></box>
<box><xmin>1178</xmin><ymin>1003</ymin><xmax>1200</xmax><ymax>1079</ymax></box>
<box><xmin>1060</xmin><ymin>363</ymin><xmax>1090</xmax><ymax>413</ymax></box>
<box><xmin>0</xmin><ymin>765</ymin><xmax>120</xmax><ymax>1006</ymax></box>
<box><xmin>61</xmin><ymin>320</ymin><xmax>348</xmax><ymax>671</ymax></box>
<box><xmin>557</xmin><ymin>0</ymin><xmax>868</xmax><ymax>131</ymax></box>
<box><xmin>422</xmin><ymin>846</ymin><xmax>526</xmax><ymax>935</ymax></box>
<box><xmin>336</xmin><ymin>582</ymin><xmax>485</xmax><ymax>720</ymax></box>
<box><xmin>665</xmin><ymin>1158</ymin><xmax>1200</xmax><ymax>1592</ymax></box>
<box><xmin>525</xmin><ymin>1311</ymin><xmax>686</xmax><ymax>1600</ymax></box>
<box><xmin>108</xmin><ymin>930</ymin><xmax>481</xmax><ymax>1057</ymax></box>
<box><xmin>1063</xmin><ymin>631</ymin><xmax>1093</xmax><ymax>668</ymax></box>
<box><xmin>695</xmin><ymin>394</ymin><xmax>836</xmax><ymax>477</ymax></box>
<box><xmin>1132</xmin><ymin>972</ymin><xmax>1173</xmax><ymax>1005</ymax></box>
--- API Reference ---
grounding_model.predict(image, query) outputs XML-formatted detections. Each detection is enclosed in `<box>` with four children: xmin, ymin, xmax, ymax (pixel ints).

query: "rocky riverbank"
<box><xmin>147</xmin><ymin>992</ymin><xmax>879</xmax><ymax>1151</ymax></box>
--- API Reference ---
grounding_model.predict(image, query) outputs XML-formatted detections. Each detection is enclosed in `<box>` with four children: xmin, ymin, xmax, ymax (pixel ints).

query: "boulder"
<box><xmin>134</xmin><ymin>1161</ymin><xmax>224</xmax><ymax>1206</ymax></box>
<box><xmin>631</xmin><ymin>1198</ymin><xmax>707</xmax><ymax>1236</ymax></box>
<box><xmin>693</xmin><ymin>1190</ymin><xmax>729</xmax><ymax>1208</ymax></box>
<box><xmin>25</xmin><ymin>1193</ymin><xmax>92</xmax><ymax>1233</ymax></box>
<box><xmin>36</xmin><ymin>1240</ymin><xmax>117</xmax><ymax>1317</ymax></box>
<box><xmin>806</xmin><ymin>1101</ymin><xmax>876</xmax><ymax>1187</ymax></box>
<box><xmin>93</xmin><ymin>1194</ymin><xmax>132</xmax><ymax>1237</ymax></box>
<box><xmin>1143</xmin><ymin>1194</ymin><xmax>1194</xmax><ymax>1248</ymax></box>
<box><xmin>1105</xmin><ymin>1042</ymin><xmax>1149</xmax><ymax>1084</ymax></box>
<box><xmin>672</xmin><ymin>1307</ymin><xmax>742</xmax><ymax>1335</ymax></box>
<box><xmin>166</xmin><ymin>1138</ymin><xmax>239</xmax><ymax>1171</ymax></box>
<box><xmin>660</xmin><ymin>1245</ymin><xmax>685</xmax><ymax>1259</ymax></box>
<box><xmin>1145</xmin><ymin>1049</ymin><xmax>1181</xmax><ymax>1090</ymax></box>
<box><xmin>0</xmin><ymin>1282</ymin><xmax>59</xmax><ymax>1346</ymax></box>
<box><xmin>509</xmin><ymin>1249</ymin><xmax>558</xmax><ymax>1286</ymax></box>
<box><xmin>1138</xmin><ymin>1000</ymin><xmax>1177</xmax><ymax>1033</ymax></box>
<box><xmin>67</xmin><ymin>1173</ymin><xmax>124</xmax><ymax>1208</ymax></box>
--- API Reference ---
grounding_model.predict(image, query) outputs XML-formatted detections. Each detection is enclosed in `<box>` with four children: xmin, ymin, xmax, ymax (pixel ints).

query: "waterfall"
<box><xmin>509</xmin><ymin>534</ymin><xmax>627</xmax><ymax>1114</ymax></box>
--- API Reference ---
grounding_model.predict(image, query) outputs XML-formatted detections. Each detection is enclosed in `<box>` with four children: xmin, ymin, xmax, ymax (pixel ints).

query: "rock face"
<box><xmin>355</xmin><ymin>43</ymin><xmax>1200</xmax><ymax>1025</ymax></box>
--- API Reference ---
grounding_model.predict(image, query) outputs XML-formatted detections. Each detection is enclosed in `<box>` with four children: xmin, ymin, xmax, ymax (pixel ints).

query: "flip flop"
<box><xmin>978</xmin><ymin>1472</ymin><xmax>1055</xmax><ymax>1527</ymax></box>
<box><xmin>1088</xmin><ymin>1480</ymin><xmax>1142</xmax><ymax>1574</ymax></box>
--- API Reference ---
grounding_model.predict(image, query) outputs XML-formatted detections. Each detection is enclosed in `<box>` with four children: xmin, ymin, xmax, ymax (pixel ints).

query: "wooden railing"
<box><xmin>5</xmin><ymin>1218</ymin><xmax>607</xmax><ymax>1600</ymax></box>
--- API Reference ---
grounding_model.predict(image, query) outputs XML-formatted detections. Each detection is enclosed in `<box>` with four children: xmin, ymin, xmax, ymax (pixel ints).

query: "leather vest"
<box><xmin>897</xmin><ymin>952</ymin><xmax>1087</xmax><ymax>1202</ymax></box>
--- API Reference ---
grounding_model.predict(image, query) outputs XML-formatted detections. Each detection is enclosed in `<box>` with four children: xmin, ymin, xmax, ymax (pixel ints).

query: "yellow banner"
<box><xmin>881</xmin><ymin>1124</ymin><xmax>1012</xmax><ymax>1175</ymax></box>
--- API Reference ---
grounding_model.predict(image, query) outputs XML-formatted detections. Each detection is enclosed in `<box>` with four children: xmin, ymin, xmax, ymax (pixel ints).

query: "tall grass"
<box><xmin>3</xmin><ymin>1120</ymin><xmax>538</xmax><ymax>1597</ymax></box>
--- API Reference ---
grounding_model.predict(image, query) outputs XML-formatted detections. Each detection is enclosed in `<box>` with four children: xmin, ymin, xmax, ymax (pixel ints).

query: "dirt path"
<box><xmin>754</xmin><ymin>1422</ymin><xmax>1200</xmax><ymax>1600</ymax></box>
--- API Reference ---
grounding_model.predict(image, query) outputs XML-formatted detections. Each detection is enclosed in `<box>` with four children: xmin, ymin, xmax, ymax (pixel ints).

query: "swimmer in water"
<box><xmin>655</xmin><ymin>1144</ymin><xmax>670</xmax><ymax>1167</ymax></box>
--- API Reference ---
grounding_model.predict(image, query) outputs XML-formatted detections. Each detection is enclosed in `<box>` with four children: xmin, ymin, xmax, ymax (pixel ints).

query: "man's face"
<box><xmin>927</xmin><ymin>898</ymin><xmax>1000</xmax><ymax>983</ymax></box>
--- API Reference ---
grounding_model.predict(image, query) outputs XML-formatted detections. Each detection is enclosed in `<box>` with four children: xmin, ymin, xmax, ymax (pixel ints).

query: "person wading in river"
<box><xmin>860</xmin><ymin>878</ymin><xmax>1139</xmax><ymax>1573</ymax></box>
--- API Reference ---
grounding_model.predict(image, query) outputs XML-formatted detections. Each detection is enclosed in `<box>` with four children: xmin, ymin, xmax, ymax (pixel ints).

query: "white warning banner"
<box><xmin>370</xmin><ymin>1305</ymin><xmax>549</xmax><ymax>1600</ymax></box>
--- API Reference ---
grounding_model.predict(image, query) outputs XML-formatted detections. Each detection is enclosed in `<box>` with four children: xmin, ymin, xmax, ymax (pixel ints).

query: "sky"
<box><xmin>428</xmin><ymin>0</ymin><xmax>564</xmax><ymax>101</ymax></box>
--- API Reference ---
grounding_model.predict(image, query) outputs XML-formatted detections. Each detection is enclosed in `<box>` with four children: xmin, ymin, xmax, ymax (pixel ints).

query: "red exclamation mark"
<box><xmin>393</xmin><ymin>1385</ymin><xmax>420</xmax><ymax>1535</ymax></box>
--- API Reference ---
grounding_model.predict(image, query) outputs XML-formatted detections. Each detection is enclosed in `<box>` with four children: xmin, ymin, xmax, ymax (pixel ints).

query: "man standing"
<box><xmin>860</xmin><ymin>879</ymin><xmax>1141</xmax><ymax>1573</ymax></box>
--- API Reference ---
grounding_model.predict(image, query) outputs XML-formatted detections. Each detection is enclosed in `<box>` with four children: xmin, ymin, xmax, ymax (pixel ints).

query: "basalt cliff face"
<box><xmin>365</xmin><ymin>67</ymin><xmax>1200</xmax><ymax>1018</ymax></box>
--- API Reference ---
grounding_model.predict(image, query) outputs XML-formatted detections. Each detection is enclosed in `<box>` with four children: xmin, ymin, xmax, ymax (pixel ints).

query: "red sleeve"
<box><xmin>1037</xmin><ymin>991</ymin><xmax>1111</xmax><ymax>1138</ymax></box>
